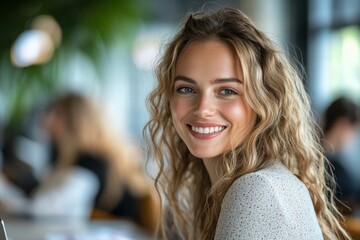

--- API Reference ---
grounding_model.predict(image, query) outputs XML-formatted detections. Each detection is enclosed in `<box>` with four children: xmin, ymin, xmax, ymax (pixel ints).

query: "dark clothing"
<box><xmin>331</xmin><ymin>158</ymin><xmax>356</xmax><ymax>199</ymax></box>
<box><xmin>76</xmin><ymin>153</ymin><xmax>140</xmax><ymax>222</ymax></box>
<box><xmin>77</xmin><ymin>153</ymin><xmax>107</xmax><ymax>205</ymax></box>
<box><xmin>1</xmin><ymin>136</ymin><xmax>39</xmax><ymax>196</ymax></box>
<box><xmin>327</xmin><ymin>153</ymin><xmax>360</xmax><ymax>214</ymax></box>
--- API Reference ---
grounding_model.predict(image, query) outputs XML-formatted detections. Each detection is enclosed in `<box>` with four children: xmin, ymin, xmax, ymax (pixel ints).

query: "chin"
<box><xmin>190</xmin><ymin>149</ymin><xmax>222</xmax><ymax>160</ymax></box>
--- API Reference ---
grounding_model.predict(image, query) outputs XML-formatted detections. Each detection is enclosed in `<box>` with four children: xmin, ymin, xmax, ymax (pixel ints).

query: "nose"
<box><xmin>193</xmin><ymin>92</ymin><xmax>215</xmax><ymax>118</ymax></box>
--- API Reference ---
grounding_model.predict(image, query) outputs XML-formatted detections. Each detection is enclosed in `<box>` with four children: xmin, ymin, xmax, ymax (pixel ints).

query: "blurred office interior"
<box><xmin>0</xmin><ymin>0</ymin><xmax>360</xmax><ymax>238</ymax></box>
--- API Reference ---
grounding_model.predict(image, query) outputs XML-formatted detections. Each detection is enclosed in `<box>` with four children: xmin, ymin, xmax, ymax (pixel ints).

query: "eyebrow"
<box><xmin>174</xmin><ymin>75</ymin><xmax>243</xmax><ymax>84</ymax></box>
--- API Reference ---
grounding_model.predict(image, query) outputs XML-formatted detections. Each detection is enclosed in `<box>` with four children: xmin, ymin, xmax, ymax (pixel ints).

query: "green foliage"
<box><xmin>0</xmin><ymin>0</ymin><xmax>147</xmax><ymax>134</ymax></box>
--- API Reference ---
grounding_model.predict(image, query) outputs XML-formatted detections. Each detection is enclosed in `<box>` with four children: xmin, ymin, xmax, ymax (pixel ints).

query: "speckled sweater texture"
<box><xmin>214</xmin><ymin>162</ymin><xmax>323</xmax><ymax>240</ymax></box>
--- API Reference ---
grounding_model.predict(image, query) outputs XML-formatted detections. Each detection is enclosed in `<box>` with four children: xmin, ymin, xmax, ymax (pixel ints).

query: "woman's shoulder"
<box><xmin>215</xmin><ymin>162</ymin><xmax>323</xmax><ymax>239</ymax></box>
<box><xmin>226</xmin><ymin>161</ymin><xmax>305</xmax><ymax>199</ymax></box>
<box><xmin>222</xmin><ymin>161</ymin><xmax>315</xmax><ymax>214</ymax></box>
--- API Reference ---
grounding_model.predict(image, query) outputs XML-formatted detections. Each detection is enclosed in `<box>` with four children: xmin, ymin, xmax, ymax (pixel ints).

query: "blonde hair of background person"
<box><xmin>143</xmin><ymin>7</ymin><xmax>350</xmax><ymax>240</ymax></box>
<box><xmin>44</xmin><ymin>93</ymin><xmax>158</xmax><ymax>228</ymax></box>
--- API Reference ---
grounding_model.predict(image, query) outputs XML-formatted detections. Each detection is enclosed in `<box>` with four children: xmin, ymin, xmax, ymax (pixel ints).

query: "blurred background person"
<box><xmin>0</xmin><ymin>92</ymin><xmax>159</xmax><ymax>232</ymax></box>
<box><xmin>323</xmin><ymin>96</ymin><xmax>360</xmax><ymax>215</ymax></box>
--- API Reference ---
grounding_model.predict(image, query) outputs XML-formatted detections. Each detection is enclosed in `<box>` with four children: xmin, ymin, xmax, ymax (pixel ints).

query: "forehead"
<box><xmin>175</xmin><ymin>39</ymin><xmax>243</xmax><ymax>80</ymax></box>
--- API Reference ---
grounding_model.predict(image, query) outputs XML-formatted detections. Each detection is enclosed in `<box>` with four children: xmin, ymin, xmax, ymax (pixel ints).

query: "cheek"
<box><xmin>225</xmin><ymin>103</ymin><xmax>243</xmax><ymax>116</ymax></box>
<box><xmin>225</xmin><ymin>101</ymin><xmax>256</xmax><ymax>131</ymax></box>
<box><xmin>170</xmin><ymin>99</ymin><xmax>188</xmax><ymax>139</ymax></box>
<box><xmin>226</xmin><ymin>101</ymin><xmax>254</xmax><ymax>120</ymax></box>
<box><xmin>343</xmin><ymin>128</ymin><xmax>356</xmax><ymax>144</ymax></box>
<box><xmin>170</xmin><ymin>98</ymin><xmax>189</xmax><ymax>120</ymax></box>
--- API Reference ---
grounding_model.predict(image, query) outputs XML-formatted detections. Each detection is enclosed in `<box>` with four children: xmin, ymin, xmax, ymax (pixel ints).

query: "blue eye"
<box><xmin>177</xmin><ymin>87</ymin><xmax>195</xmax><ymax>94</ymax></box>
<box><xmin>220</xmin><ymin>89</ymin><xmax>237</xmax><ymax>95</ymax></box>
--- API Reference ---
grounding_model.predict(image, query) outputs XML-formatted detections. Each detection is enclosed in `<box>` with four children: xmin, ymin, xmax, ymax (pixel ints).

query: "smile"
<box><xmin>190</xmin><ymin>125</ymin><xmax>226</xmax><ymax>134</ymax></box>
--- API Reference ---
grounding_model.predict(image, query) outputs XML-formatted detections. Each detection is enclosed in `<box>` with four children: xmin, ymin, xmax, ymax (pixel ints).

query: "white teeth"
<box><xmin>191</xmin><ymin>126</ymin><xmax>225</xmax><ymax>134</ymax></box>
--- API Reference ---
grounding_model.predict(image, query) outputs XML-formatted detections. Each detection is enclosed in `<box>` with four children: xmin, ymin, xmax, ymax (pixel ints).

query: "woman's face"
<box><xmin>170</xmin><ymin>39</ymin><xmax>257</xmax><ymax>160</ymax></box>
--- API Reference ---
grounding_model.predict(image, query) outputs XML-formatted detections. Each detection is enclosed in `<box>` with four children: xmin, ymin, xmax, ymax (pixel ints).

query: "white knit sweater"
<box><xmin>214</xmin><ymin>162</ymin><xmax>323</xmax><ymax>240</ymax></box>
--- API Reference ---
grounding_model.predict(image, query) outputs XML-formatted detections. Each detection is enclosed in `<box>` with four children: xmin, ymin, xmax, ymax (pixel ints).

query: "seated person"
<box><xmin>0</xmin><ymin>93</ymin><xmax>159</xmax><ymax>232</ymax></box>
<box><xmin>323</xmin><ymin>96</ymin><xmax>360</xmax><ymax>214</ymax></box>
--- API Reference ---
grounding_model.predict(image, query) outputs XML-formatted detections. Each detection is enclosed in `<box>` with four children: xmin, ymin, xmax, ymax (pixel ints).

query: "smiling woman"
<box><xmin>143</xmin><ymin>7</ymin><xmax>350</xmax><ymax>240</ymax></box>
<box><xmin>170</xmin><ymin>40</ymin><xmax>256</xmax><ymax>182</ymax></box>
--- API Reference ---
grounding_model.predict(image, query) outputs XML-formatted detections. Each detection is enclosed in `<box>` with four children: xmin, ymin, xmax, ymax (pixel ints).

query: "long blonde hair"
<box><xmin>144</xmin><ymin>7</ymin><xmax>350</xmax><ymax>240</ymax></box>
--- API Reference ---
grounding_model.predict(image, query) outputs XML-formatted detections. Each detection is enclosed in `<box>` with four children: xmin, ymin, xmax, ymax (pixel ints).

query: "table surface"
<box><xmin>2</xmin><ymin>218</ymin><xmax>154</xmax><ymax>240</ymax></box>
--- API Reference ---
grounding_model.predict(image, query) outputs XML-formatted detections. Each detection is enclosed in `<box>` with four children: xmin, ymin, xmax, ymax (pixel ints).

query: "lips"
<box><xmin>187</xmin><ymin>123</ymin><xmax>227</xmax><ymax>139</ymax></box>
<box><xmin>191</xmin><ymin>126</ymin><xmax>225</xmax><ymax>134</ymax></box>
